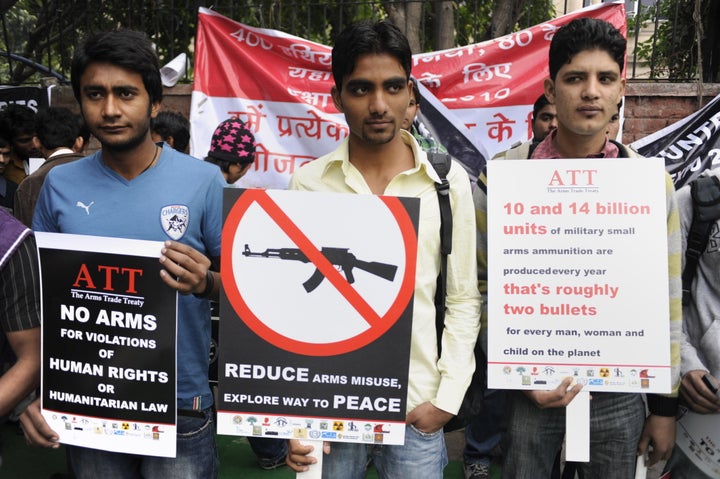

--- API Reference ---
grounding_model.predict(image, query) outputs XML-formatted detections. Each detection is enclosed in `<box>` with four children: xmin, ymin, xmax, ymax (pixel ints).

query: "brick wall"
<box><xmin>624</xmin><ymin>83</ymin><xmax>720</xmax><ymax>144</ymax></box>
<box><xmin>48</xmin><ymin>82</ymin><xmax>720</xmax><ymax>148</ymax></box>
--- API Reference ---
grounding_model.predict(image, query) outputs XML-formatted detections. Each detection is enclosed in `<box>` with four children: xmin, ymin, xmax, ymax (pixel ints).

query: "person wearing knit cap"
<box><xmin>204</xmin><ymin>118</ymin><xmax>256</xmax><ymax>184</ymax></box>
<box><xmin>205</xmin><ymin>117</ymin><xmax>291</xmax><ymax>470</ymax></box>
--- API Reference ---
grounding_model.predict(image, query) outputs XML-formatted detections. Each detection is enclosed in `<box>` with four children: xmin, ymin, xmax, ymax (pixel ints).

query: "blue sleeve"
<box><xmin>204</xmin><ymin>170</ymin><xmax>225</xmax><ymax>259</ymax></box>
<box><xmin>31</xmin><ymin>172</ymin><xmax>59</xmax><ymax>232</ymax></box>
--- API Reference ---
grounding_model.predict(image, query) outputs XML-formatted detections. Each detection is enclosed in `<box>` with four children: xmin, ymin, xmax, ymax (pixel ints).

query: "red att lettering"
<box><xmin>76</xmin><ymin>265</ymin><xmax>143</xmax><ymax>293</ymax></box>
<box><xmin>97</xmin><ymin>265</ymin><xmax>120</xmax><ymax>291</ymax></box>
<box><xmin>121</xmin><ymin>268</ymin><xmax>143</xmax><ymax>294</ymax></box>
<box><xmin>548</xmin><ymin>169</ymin><xmax>598</xmax><ymax>186</ymax></box>
<box><xmin>73</xmin><ymin>263</ymin><xmax>96</xmax><ymax>289</ymax></box>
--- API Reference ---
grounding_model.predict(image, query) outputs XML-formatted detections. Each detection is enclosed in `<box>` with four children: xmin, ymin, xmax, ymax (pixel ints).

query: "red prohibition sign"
<box><xmin>221</xmin><ymin>189</ymin><xmax>417</xmax><ymax>356</ymax></box>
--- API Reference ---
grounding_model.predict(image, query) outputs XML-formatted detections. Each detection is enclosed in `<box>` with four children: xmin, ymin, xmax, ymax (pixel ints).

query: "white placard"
<box><xmin>487</xmin><ymin>158</ymin><xmax>671</xmax><ymax>393</ymax></box>
<box><xmin>36</xmin><ymin>232</ymin><xmax>178</xmax><ymax>458</ymax></box>
<box><xmin>676</xmin><ymin>409</ymin><xmax>720</xmax><ymax>477</ymax></box>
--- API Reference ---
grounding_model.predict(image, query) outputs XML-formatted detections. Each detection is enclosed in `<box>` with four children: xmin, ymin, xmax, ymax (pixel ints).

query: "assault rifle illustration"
<box><xmin>243</xmin><ymin>244</ymin><xmax>398</xmax><ymax>292</ymax></box>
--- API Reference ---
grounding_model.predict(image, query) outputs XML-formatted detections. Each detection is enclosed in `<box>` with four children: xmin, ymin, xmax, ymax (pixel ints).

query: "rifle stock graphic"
<box><xmin>242</xmin><ymin>244</ymin><xmax>398</xmax><ymax>292</ymax></box>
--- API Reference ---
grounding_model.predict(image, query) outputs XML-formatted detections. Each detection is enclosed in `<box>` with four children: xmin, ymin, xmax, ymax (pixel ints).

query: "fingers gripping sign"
<box><xmin>159</xmin><ymin>240</ymin><xmax>218</xmax><ymax>299</ymax></box>
<box><xmin>523</xmin><ymin>377</ymin><xmax>582</xmax><ymax>409</ymax></box>
<box><xmin>20</xmin><ymin>399</ymin><xmax>60</xmax><ymax>448</ymax></box>
<box><xmin>287</xmin><ymin>439</ymin><xmax>326</xmax><ymax>477</ymax></box>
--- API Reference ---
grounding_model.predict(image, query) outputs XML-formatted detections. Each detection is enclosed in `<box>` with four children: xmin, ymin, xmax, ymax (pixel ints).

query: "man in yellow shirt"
<box><xmin>286</xmin><ymin>20</ymin><xmax>481</xmax><ymax>479</ymax></box>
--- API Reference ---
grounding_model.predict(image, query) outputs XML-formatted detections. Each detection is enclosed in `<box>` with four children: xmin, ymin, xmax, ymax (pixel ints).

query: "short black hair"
<box><xmin>331</xmin><ymin>21</ymin><xmax>412</xmax><ymax>92</ymax></box>
<box><xmin>151</xmin><ymin>110</ymin><xmax>190</xmax><ymax>152</ymax></box>
<box><xmin>204</xmin><ymin>156</ymin><xmax>233</xmax><ymax>174</ymax></box>
<box><xmin>35</xmin><ymin>107</ymin><xmax>83</xmax><ymax>150</ymax></box>
<box><xmin>549</xmin><ymin>18</ymin><xmax>626</xmax><ymax>80</ymax></box>
<box><xmin>78</xmin><ymin>118</ymin><xmax>91</xmax><ymax>145</ymax></box>
<box><xmin>409</xmin><ymin>77</ymin><xmax>421</xmax><ymax>108</ymax></box>
<box><xmin>532</xmin><ymin>94</ymin><xmax>551</xmax><ymax>121</ymax></box>
<box><xmin>71</xmin><ymin>29</ymin><xmax>163</xmax><ymax>105</ymax></box>
<box><xmin>0</xmin><ymin>104</ymin><xmax>36</xmax><ymax>140</ymax></box>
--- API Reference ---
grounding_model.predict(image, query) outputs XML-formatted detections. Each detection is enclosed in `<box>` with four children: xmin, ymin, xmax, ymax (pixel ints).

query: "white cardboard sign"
<box><xmin>487</xmin><ymin>158</ymin><xmax>671</xmax><ymax>394</ymax></box>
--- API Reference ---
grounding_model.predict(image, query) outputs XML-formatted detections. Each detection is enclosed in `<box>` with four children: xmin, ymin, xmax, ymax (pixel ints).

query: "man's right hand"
<box><xmin>19</xmin><ymin>398</ymin><xmax>60</xmax><ymax>448</ymax></box>
<box><xmin>286</xmin><ymin>439</ymin><xmax>331</xmax><ymax>472</ymax></box>
<box><xmin>680</xmin><ymin>370</ymin><xmax>720</xmax><ymax>413</ymax></box>
<box><xmin>523</xmin><ymin>377</ymin><xmax>583</xmax><ymax>409</ymax></box>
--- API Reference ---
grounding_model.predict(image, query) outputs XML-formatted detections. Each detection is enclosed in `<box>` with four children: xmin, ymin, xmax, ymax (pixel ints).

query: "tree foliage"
<box><xmin>631</xmin><ymin>0</ymin><xmax>720</xmax><ymax>81</ymax></box>
<box><xmin>0</xmin><ymin>0</ymin><xmax>197</xmax><ymax>84</ymax></box>
<box><xmin>456</xmin><ymin>0</ymin><xmax>553</xmax><ymax>46</ymax></box>
<box><xmin>0</xmin><ymin>0</ymin><xmax>554</xmax><ymax>85</ymax></box>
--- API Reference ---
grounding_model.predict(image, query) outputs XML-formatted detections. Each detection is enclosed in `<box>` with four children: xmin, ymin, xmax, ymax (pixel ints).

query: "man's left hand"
<box><xmin>405</xmin><ymin>401</ymin><xmax>453</xmax><ymax>434</ymax></box>
<box><xmin>637</xmin><ymin>414</ymin><xmax>675</xmax><ymax>466</ymax></box>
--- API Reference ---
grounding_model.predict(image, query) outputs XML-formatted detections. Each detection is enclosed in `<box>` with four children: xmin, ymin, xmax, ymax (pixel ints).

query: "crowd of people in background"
<box><xmin>0</xmin><ymin>13</ymin><xmax>715</xmax><ymax>479</ymax></box>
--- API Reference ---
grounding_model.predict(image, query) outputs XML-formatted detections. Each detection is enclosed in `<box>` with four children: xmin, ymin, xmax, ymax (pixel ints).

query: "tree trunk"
<box><xmin>383</xmin><ymin>1</ymin><xmax>422</xmax><ymax>54</ymax></box>
<box><xmin>490</xmin><ymin>0</ymin><xmax>528</xmax><ymax>38</ymax></box>
<box><xmin>703</xmin><ymin>0</ymin><xmax>720</xmax><ymax>82</ymax></box>
<box><xmin>433</xmin><ymin>1</ymin><xmax>454</xmax><ymax>51</ymax></box>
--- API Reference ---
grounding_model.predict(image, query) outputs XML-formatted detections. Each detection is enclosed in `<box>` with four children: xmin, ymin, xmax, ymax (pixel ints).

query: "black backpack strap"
<box><xmin>683</xmin><ymin>175</ymin><xmax>720</xmax><ymax>306</ymax></box>
<box><xmin>527</xmin><ymin>140</ymin><xmax>540</xmax><ymax>159</ymax></box>
<box><xmin>427</xmin><ymin>152</ymin><xmax>453</xmax><ymax>257</ymax></box>
<box><xmin>610</xmin><ymin>139</ymin><xmax>629</xmax><ymax>158</ymax></box>
<box><xmin>426</xmin><ymin>151</ymin><xmax>453</xmax><ymax>353</ymax></box>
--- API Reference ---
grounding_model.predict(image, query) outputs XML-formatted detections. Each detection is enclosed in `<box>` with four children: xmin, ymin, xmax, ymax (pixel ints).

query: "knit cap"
<box><xmin>207</xmin><ymin>118</ymin><xmax>256</xmax><ymax>164</ymax></box>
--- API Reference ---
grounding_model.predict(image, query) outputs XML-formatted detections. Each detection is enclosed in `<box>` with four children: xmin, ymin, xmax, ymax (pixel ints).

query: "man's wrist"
<box><xmin>193</xmin><ymin>269</ymin><xmax>214</xmax><ymax>299</ymax></box>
